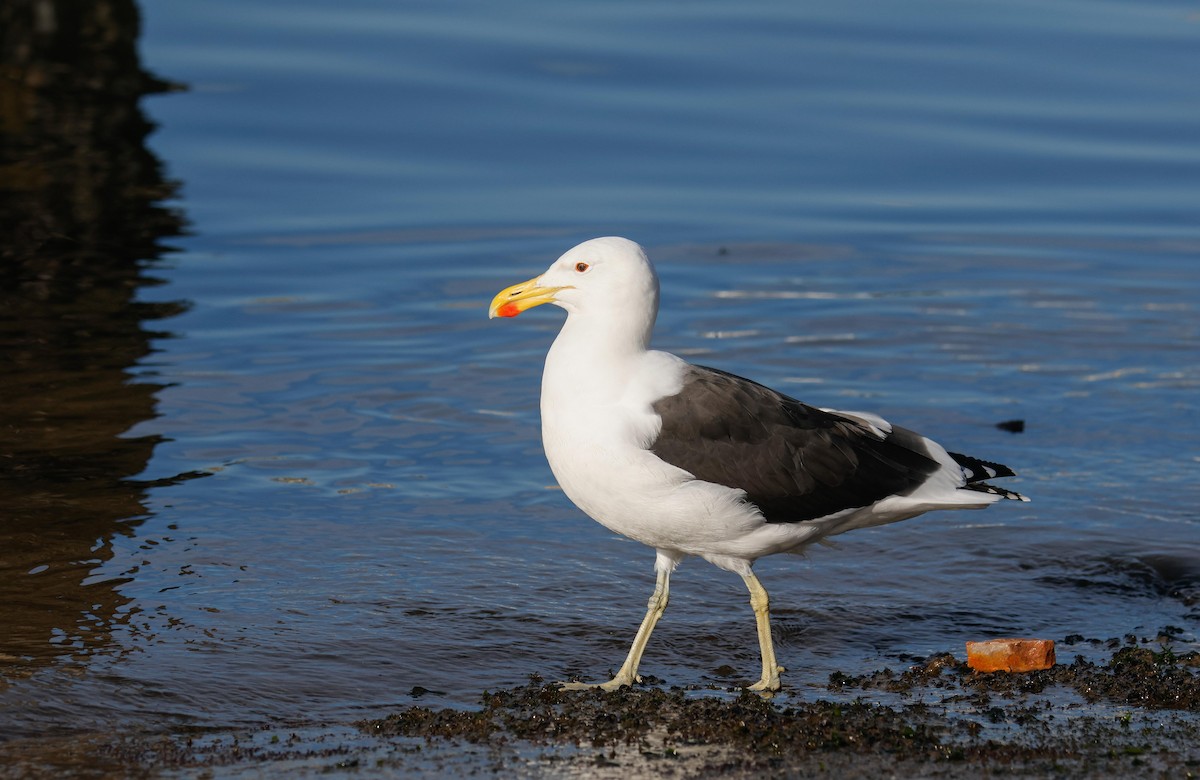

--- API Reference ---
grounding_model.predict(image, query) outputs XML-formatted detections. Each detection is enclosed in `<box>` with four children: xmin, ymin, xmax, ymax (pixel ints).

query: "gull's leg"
<box><xmin>742</xmin><ymin>572</ymin><xmax>783</xmax><ymax>692</ymax></box>
<box><xmin>562</xmin><ymin>565</ymin><xmax>670</xmax><ymax>691</ymax></box>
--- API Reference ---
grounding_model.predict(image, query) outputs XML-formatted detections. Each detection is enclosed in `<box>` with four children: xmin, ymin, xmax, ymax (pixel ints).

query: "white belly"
<box><xmin>541</xmin><ymin>402</ymin><xmax>821</xmax><ymax>565</ymax></box>
<box><xmin>537</xmin><ymin>344</ymin><xmax>823</xmax><ymax>567</ymax></box>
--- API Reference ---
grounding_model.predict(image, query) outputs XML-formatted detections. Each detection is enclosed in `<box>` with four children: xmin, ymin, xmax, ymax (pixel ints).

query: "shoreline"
<box><xmin>3</xmin><ymin>639</ymin><xmax>1197</xmax><ymax>778</ymax></box>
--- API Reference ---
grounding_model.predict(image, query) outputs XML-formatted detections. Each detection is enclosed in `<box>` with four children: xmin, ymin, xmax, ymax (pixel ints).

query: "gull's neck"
<box><xmin>542</xmin><ymin>306</ymin><xmax>656</xmax><ymax>406</ymax></box>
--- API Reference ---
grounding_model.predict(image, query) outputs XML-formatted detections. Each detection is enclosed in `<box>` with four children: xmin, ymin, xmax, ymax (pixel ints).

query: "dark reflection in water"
<box><xmin>0</xmin><ymin>0</ymin><xmax>191</xmax><ymax>672</ymax></box>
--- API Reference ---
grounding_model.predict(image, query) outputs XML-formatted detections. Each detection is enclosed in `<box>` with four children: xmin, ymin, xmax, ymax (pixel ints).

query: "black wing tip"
<box><xmin>947</xmin><ymin>451</ymin><xmax>1018</xmax><ymax>482</ymax></box>
<box><xmin>963</xmin><ymin>482</ymin><xmax>1030</xmax><ymax>502</ymax></box>
<box><xmin>947</xmin><ymin>451</ymin><xmax>1028</xmax><ymax>501</ymax></box>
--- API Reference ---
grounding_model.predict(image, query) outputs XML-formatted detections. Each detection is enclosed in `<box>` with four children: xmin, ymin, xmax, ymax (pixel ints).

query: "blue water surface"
<box><xmin>2</xmin><ymin>0</ymin><xmax>1197</xmax><ymax>750</ymax></box>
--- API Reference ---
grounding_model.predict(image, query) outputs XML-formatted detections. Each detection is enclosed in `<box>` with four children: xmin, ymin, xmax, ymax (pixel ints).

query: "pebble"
<box><xmin>966</xmin><ymin>638</ymin><xmax>1056</xmax><ymax>672</ymax></box>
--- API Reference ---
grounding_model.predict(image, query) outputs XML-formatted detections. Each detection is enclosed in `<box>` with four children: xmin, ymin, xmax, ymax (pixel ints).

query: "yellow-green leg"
<box><xmin>743</xmin><ymin>572</ymin><xmax>784</xmax><ymax>692</ymax></box>
<box><xmin>562</xmin><ymin>566</ymin><xmax>670</xmax><ymax>691</ymax></box>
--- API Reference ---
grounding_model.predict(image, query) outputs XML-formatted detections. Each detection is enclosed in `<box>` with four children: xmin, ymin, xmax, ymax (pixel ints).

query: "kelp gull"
<box><xmin>489</xmin><ymin>237</ymin><xmax>1027</xmax><ymax>692</ymax></box>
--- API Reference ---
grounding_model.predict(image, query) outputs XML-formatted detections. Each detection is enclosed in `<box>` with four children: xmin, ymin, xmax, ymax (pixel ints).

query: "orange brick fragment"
<box><xmin>966</xmin><ymin>638</ymin><xmax>1056</xmax><ymax>673</ymax></box>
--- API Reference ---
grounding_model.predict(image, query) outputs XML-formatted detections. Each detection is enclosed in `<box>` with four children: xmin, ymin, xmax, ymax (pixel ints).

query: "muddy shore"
<box><xmin>3</xmin><ymin>635</ymin><xmax>1198</xmax><ymax>778</ymax></box>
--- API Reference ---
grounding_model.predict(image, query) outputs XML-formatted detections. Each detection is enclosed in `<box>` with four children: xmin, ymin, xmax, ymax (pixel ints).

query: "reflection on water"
<box><xmin>0</xmin><ymin>0</ymin><xmax>190</xmax><ymax>672</ymax></box>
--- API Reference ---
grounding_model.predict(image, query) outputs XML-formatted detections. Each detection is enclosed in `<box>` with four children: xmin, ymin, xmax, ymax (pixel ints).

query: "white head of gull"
<box><xmin>489</xmin><ymin>236</ymin><xmax>1027</xmax><ymax>692</ymax></box>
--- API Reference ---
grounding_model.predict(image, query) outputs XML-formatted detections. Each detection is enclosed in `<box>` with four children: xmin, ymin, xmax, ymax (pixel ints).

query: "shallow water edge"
<box><xmin>3</xmin><ymin>631</ymin><xmax>1197</xmax><ymax>779</ymax></box>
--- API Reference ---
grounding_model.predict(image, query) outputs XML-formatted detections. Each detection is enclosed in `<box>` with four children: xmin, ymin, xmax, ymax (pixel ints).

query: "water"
<box><xmin>1</xmin><ymin>0</ymin><xmax>1198</xmax><ymax>764</ymax></box>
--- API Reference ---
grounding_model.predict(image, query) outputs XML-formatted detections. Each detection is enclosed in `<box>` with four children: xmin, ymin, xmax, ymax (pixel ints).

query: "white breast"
<box><xmin>540</xmin><ymin>345</ymin><xmax>783</xmax><ymax>561</ymax></box>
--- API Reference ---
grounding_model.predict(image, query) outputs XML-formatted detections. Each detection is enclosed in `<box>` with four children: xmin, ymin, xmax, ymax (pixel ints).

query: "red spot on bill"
<box><xmin>496</xmin><ymin>302</ymin><xmax>521</xmax><ymax>318</ymax></box>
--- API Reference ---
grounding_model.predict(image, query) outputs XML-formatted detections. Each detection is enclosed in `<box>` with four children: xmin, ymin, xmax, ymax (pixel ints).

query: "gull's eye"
<box><xmin>575</xmin><ymin>262</ymin><xmax>590</xmax><ymax>273</ymax></box>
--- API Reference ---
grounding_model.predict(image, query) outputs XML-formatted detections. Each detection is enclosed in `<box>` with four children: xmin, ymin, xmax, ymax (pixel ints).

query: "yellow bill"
<box><xmin>488</xmin><ymin>276</ymin><xmax>569</xmax><ymax>319</ymax></box>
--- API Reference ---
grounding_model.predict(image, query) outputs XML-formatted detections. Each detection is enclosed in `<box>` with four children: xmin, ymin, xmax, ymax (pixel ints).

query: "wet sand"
<box><xmin>4</xmin><ymin>634</ymin><xmax>1196</xmax><ymax>778</ymax></box>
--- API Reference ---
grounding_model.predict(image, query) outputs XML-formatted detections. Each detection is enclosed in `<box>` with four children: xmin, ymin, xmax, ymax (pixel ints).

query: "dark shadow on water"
<box><xmin>0</xmin><ymin>0</ymin><xmax>195</xmax><ymax>672</ymax></box>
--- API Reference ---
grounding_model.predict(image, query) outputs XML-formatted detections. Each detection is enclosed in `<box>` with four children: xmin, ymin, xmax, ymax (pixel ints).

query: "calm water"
<box><xmin>2</xmin><ymin>0</ymin><xmax>1198</xmax><ymax>762</ymax></box>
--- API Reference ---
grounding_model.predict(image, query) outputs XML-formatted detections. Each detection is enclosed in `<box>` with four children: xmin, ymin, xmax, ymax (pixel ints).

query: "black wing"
<box><xmin>650</xmin><ymin>365</ymin><xmax>941</xmax><ymax>523</ymax></box>
<box><xmin>948</xmin><ymin>451</ymin><xmax>1026</xmax><ymax>501</ymax></box>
